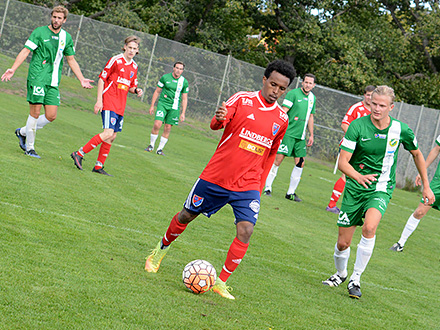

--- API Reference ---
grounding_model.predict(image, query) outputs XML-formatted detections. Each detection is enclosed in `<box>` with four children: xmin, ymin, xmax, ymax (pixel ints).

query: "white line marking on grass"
<box><xmin>0</xmin><ymin>200</ymin><xmax>431</xmax><ymax>298</ymax></box>
<box><xmin>319</xmin><ymin>176</ymin><xmax>334</xmax><ymax>183</ymax></box>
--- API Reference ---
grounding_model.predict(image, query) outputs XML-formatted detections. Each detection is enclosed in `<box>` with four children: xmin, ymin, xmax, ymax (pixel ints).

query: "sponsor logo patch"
<box><xmin>242</xmin><ymin>98</ymin><xmax>253</xmax><ymax>106</ymax></box>
<box><xmin>117</xmin><ymin>83</ymin><xmax>129</xmax><ymax>91</ymax></box>
<box><xmin>375</xmin><ymin>133</ymin><xmax>386</xmax><ymax>139</ymax></box>
<box><xmin>239</xmin><ymin>139</ymin><xmax>265</xmax><ymax>156</ymax></box>
<box><xmin>33</xmin><ymin>86</ymin><xmax>44</xmax><ymax>96</ymax></box>
<box><xmin>192</xmin><ymin>194</ymin><xmax>204</xmax><ymax>207</ymax></box>
<box><xmin>249</xmin><ymin>200</ymin><xmax>260</xmax><ymax>213</ymax></box>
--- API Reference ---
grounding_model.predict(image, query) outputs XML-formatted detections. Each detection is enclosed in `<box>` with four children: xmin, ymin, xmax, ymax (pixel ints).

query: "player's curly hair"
<box><xmin>264</xmin><ymin>60</ymin><xmax>296</xmax><ymax>86</ymax></box>
<box><xmin>373</xmin><ymin>85</ymin><xmax>395</xmax><ymax>104</ymax></box>
<box><xmin>51</xmin><ymin>6</ymin><xmax>68</xmax><ymax>19</ymax></box>
<box><xmin>122</xmin><ymin>36</ymin><xmax>141</xmax><ymax>55</ymax></box>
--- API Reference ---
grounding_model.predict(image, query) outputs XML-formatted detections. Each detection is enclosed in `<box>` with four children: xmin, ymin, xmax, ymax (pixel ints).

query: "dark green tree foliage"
<box><xmin>19</xmin><ymin>0</ymin><xmax>440</xmax><ymax>107</ymax></box>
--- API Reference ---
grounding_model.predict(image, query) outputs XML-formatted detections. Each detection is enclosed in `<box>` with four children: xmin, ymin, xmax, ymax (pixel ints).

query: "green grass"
<box><xmin>0</xmin><ymin>55</ymin><xmax>439</xmax><ymax>329</ymax></box>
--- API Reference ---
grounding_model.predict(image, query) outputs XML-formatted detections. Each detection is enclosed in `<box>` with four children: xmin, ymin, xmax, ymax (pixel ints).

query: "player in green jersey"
<box><xmin>145</xmin><ymin>62</ymin><xmax>189</xmax><ymax>156</ymax></box>
<box><xmin>390</xmin><ymin>135</ymin><xmax>440</xmax><ymax>252</ymax></box>
<box><xmin>264</xmin><ymin>73</ymin><xmax>316</xmax><ymax>201</ymax></box>
<box><xmin>322</xmin><ymin>85</ymin><xmax>434</xmax><ymax>299</ymax></box>
<box><xmin>1</xmin><ymin>6</ymin><xmax>93</xmax><ymax>158</ymax></box>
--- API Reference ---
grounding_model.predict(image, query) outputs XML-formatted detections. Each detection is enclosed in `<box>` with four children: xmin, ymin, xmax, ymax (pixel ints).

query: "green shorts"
<box><xmin>337</xmin><ymin>189</ymin><xmax>390</xmax><ymax>227</ymax></box>
<box><xmin>27</xmin><ymin>81</ymin><xmax>60</xmax><ymax>105</ymax></box>
<box><xmin>154</xmin><ymin>102</ymin><xmax>179</xmax><ymax>126</ymax></box>
<box><xmin>420</xmin><ymin>177</ymin><xmax>440</xmax><ymax>210</ymax></box>
<box><xmin>277</xmin><ymin>135</ymin><xmax>306</xmax><ymax>158</ymax></box>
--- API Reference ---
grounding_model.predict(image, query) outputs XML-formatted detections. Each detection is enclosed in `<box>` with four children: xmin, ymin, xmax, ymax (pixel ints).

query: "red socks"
<box><xmin>329</xmin><ymin>177</ymin><xmax>346</xmax><ymax>208</ymax></box>
<box><xmin>95</xmin><ymin>142</ymin><xmax>111</xmax><ymax>169</ymax></box>
<box><xmin>219</xmin><ymin>237</ymin><xmax>249</xmax><ymax>282</ymax></box>
<box><xmin>162</xmin><ymin>213</ymin><xmax>188</xmax><ymax>247</ymax></box>
<box><xmin>81</xmin><ymin>134</ymin><xmax>103</xmax><ymax>155</ymax></box>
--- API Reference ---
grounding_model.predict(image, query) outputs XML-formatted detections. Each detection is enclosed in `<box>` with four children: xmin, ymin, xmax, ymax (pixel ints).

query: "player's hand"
<box><xmin>149</xmin><ymin>106</ymin><xmax>155</xmax><ymax>115</ymax></box>
<box><xmin>356</xmin><ymin>173</ymin><xmax>377</xmax><ymax>189</ymax></box>
<box><xmin>415</xmin><ymin>174</ymin><xmax>422</xmax><ymax>186</ymax></box>
<box><xmin>1</xmin><ymin>69</ymin><xmax>15</xmax><ymax>82</ymax></box>
<box><xmin>135</xmin><ymin>88</ymin><xmax>143</xmax><ymax>97</ymax></box>
<box><xmin>215</xmin><ymin>102</ymin><xmax>227</xmax><ymax>121</ymax></box>
<box><xmin>94</xmin><ymin>101</ymin><xmax>103</xmax><ymax>114</ymax></box>
<box><xmin>180</xmin><ymin>113</ymin><xmax>185</xmax><ymax>122</ymax></box>
<box><xmin>81</xmin><ymin>78</ymin><xmax>94</xmax><ymax>89</ymax></box>
<box><xmin>307</xmin><ymin>136</ymin><xmax>314</xmax><ymax>147</ymax></box>
<box><xmin>422</xmin><ymin>186</ymin><xmax>435</xmax><ymax>205</ymax></box>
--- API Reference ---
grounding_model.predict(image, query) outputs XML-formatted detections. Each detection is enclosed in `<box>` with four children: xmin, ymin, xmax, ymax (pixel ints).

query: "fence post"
<box><xmin>67</xmin><ymin>14</ymin><xmax>84</xmax><ymax>77</ymax></box>
<box><xmin>141</xmin><ymin>34</ymin><xmax>158</xmax><ymax>103</ymax></box>
<box><xmin>0</xmin><ymin>0</ymin><xmax>10</xmax><ymax>40</ymax></box>
<box><xmin>403</xmin><ymin>104</ymin><xmax>424</xmax><ymax>181</ymax></box>
<box><xmin>295</xmin><ymin>77</ymin><xmax>300</xmax><ymax>89</ymax></box>
<box><xmin>431</xmin><ymin>111</ymin><xmax>440</xmax><ymax>150</ymax></box>
<box><xmin>216</xmin><ymin>54</ymin><xmax>231</xmax><ymax>109</ymax></box>
<box><xmin>395</xmin><ymin>101</ymin><xmax>403</xmax><ymax>120</ymax></box>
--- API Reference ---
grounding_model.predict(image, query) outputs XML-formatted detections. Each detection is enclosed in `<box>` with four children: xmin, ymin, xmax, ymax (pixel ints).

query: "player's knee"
<box><xmin>413</xmin><ymin>208</ymin><xmax>426</xmax><ymax>219</ymax></box>
<box><xmin>361</xmin><ymin>225</ymin><xmax>376</xmax><ymax>238</ymax></box>
<box><xmin>45</xmin><ymin>114</ymin><xmax>56</xmax><ymax>122</ymax></box>
<box><xmin>236</xmin><ymin>221</ymin><xmax>254</xmax><ymax>243</ymax></box>
<box><xmin>337</xmin><ymin>241</ymin><xmax>350</xmax><ymax>251</ymax></box>
<box><xmin>296</xmin><ymin>157</ymin><xmax>304</xmax><ymax>167</ymax></box>
<box><xmin>100</xmin><ymin>131</ymin><xmax>113</xmax><ymax>141</ymax></box>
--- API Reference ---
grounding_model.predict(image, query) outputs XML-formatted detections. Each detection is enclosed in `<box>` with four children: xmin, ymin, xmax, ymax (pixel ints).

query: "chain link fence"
<box><xmin>1</xmin><ymin>0</ymin><xmax>439</xmax><ymax>188</ymax></box>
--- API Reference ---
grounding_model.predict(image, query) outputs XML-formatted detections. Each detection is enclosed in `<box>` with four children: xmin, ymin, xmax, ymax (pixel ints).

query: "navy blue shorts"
<box><xmin>184</xmin><ymin>178</ymin><xmax>261</xmax><ymax>225</ymax></box>
<box><xmin>101</xmin><ymin>110</ymin><xmax>124</xmax><ymax>132</ymax></box>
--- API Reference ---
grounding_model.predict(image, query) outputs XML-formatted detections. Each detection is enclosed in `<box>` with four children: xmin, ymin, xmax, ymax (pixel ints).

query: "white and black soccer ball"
<box><xmin>182</xmin><ymin>259</ymin><xmax>217</xmax><ymax>294</ymax></box>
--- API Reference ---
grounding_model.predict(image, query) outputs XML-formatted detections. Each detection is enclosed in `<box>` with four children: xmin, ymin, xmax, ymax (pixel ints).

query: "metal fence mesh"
<box><xmin>1</xmin><ymin>0</ymin><xmax>439</xmax><ymax>187</ymax></box>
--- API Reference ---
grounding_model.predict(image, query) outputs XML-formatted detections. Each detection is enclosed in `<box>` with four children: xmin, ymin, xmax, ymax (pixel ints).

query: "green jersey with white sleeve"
<box><xmin>341</xmin><ymin>115</ymin><xmax>418</xmax><ymax>196</ymax></box>
<box><xmin>24</xmin><ymin>25</ymin><xmax>75</xmax><ymax>87</ymax></box>
<box><xmin>157</xmin><ymin>73</ymin><xmax>189</xmax><ymax>110</ymax></box>
<box><xmin>281</xmin><ymin>87</ymin><xmax>316</xmax><ymax>140</ymax></box>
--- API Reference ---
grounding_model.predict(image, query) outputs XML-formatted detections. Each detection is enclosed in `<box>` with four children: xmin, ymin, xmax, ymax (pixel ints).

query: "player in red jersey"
<box><xmin>325</xmin><ymin>85</ymin><xmax>375</xmax><ymax>214</ymax></box>
<box><xmin>70</xmin><ymin>36</ymin><xmax>143</xmax><ymax>176</ymax></box>
<box><xmin>144</xmin><ymin>60</ymin><xmax>296</xmax><ymax>299</ymax></box>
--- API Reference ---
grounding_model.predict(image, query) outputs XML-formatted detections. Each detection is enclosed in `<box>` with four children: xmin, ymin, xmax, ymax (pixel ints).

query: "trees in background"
<box><xmin>22</xmin><ymin>0</ymin><xmax>440</xmax><ymax>107</ymax></box>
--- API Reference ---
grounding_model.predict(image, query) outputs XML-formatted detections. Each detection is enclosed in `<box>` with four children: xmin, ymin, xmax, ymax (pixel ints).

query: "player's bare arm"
<box><xmin>65</xmin><ymin>55</ymin><xmax>93</xmax><ymax>88</ymax></box>
<box><xmin>94</xmin><ymin>78</ymin><xmax>104</xmax><ymax>114</ymax></box>
<box><xmin>129</xmin><ymin>87</ymin><xmax>143</xmax><ymax>97</ymax></box>
<box><xmin>415</xmin><ymin>144</ymin><xmax>440</xmax><ymax>186</ymax></box>
<box><xmin>1</xmin><ymin>48</ymin><xmax>31</xmax><ymax>82</ymax></box>
<box><xmin>180</xmin><ymin>93</ymin><xmax>188</xmax><ymax>122</ymax></box>
<box><xmin>341</xmin><ymin>123</ymin><xmax>349</xmax><ymax>134</ymax></box>
<box><xmin>307</xmin><ymin>113</ymin><xmax>314</xmax><ymax>146</ymax></box>
<box><xmin>339</xmin><ymin>149</ymin><xmax>377</xmax><ymax>189</ymax></box>
<box><xmin>410</xmin><ymin>149</ymin><xmax>435</xmax><ymax>205</ymax></box>
<box><xmin>149</xmin><ymin>87</ymin><xmax>162</xmax><ymax>114</ymax></box>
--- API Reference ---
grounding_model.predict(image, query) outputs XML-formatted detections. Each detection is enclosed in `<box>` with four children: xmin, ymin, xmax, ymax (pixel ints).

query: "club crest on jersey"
<box><xmin>389</xmin><ymin>139</ymin><xmax>398</xmax><ymax>147</ymax></box>
<box><xmin>130</xmin><ymin>71</ymin><xmax>134</xmax><ymax>78</ymax></box>
<box><xmin>242</xmin><ymin>98</ymin><xmax>253</xmax><ymax>107</ymax></box>
<box><xmin>192</xmin><ymin>194</ymin><xmax>204</xmax><ymax>207</ymax></box>
<box><xmin>111</xmin><ymin>118</ymin><xmax>116</xmax><ymax>125</ymax></box>
<box><xmin>272</xmin><ymin>123</ymin><xmax>280</xmax><ymax>135</ymax></box>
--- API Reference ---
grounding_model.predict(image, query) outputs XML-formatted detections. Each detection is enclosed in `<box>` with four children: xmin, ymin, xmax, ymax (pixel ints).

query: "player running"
<box><xmin>325</xmin><ymin>85</ymin><xmax>375</xmax><ymax>214</ymax></box>
<box><xmin>144</xmin><ymin>60</ymin><xmax>296</xmax><ymax>300</ymax></box>
<box><xmin>145</xmin><ymin>62</ymin><xmax>189</xmax><ymax>156</ymax></box>
<box><xmin>263</xmin><ymin>74</ymin><xmax>316</xmax><ymax>201</ymax></box>
<box><xmin>1</xmin><ymin>6</ymin><xmax>93</xmax><ymax>158</ymax></box>
<box><xmin>322</xmin><ymin>86</ymin><xmax>434</xmax><ymax>299</ymax></box>
<box><xmin>390</xmin><ymin>135</ymin><xmax>440</xmax><ymax>252</ymax></box>
<box><xmin>70</xmin><ymin>36</ymin><xmax>142</xmax><ymax>176</ymax></box>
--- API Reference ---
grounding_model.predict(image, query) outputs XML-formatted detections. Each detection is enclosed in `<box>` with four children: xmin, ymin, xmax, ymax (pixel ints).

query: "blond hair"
<box><xmin>122</xmin><ymin>36</ymin><xmax>141</xmax><ymax>54</ymax></box>
<box><xmin>373</xmin><ymin>85</ymin><xmax>395</xmax><ymax>104</ymax></box>
<box><xmin>51</xmin><ymin>6</ymin><xmax>68</xmax><ymax>19</ymax></box>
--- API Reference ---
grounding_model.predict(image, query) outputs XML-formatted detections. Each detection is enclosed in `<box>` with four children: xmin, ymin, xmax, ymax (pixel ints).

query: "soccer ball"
<box><xmin>182</xmin><ymin>259</ymin><xmax>217</xmax><ymax>294</ymax></box>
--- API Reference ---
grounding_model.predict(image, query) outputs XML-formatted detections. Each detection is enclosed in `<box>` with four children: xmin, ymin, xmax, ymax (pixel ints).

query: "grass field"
<box><xmin>1</xmin><ymin>56</ymin><xmax>439</xmax><ymax>329</ymax></box>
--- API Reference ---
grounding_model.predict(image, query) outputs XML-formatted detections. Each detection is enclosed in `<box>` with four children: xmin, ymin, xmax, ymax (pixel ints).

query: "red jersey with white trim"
<box><xmin>200</xmin><ymin>90</ymin><xmax>289</xmax><ymax>192</ymax></box>
<box><xmin>99</xmin><ymin>54</ymin><xmax>138</xmax><ymax>116</ymax></box>
<box><xmin>342</xmin><ymin>101</ymin><xmax>370</xmax><ymax>126</ymax></box>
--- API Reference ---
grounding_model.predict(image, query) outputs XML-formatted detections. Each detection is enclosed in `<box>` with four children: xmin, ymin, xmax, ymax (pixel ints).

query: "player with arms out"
<box><xmin>70</xmin><ymin>36</ymin><xmax>143</xmax><ymax>176</ymax></box>
<box><xmin>144</xmin><ymin>60</ymin><xmax>296</xmax><ymax>300</ymax></box>
<box><xmin>322</xmin><ymin>86</ymin><xmax>434</xmax><ymax>299</ymax></box>
<box><xmin>1</xmin><ymin>5</ymin><xmax>93</xmax><ymax>158</ymax></box>
<box><xmin>145</xmin><ymin>62</ymin><xmax>189</xmax><ymax>156</ymax></box>
<box><xmin>326</xmin><ymin>85</ymin><xmax>375</xmax><ymax>214</ymax></box>
<box><xmin>390</xmin><ymin>135</ymin><xmax>440</xmax><ymax>252</ymax></box>
<box><xmin>263</xmin><ymin>74</ymin><xmax>316</xmax><ymax>202</ymax></box>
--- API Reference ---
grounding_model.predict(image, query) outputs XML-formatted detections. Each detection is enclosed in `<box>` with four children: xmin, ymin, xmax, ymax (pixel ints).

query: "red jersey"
<box><xmin>99</xmin><ymin>54</ymin><xmax>138</xmax><ymax>116</ymax></box>
<box><xmin>200</xmin><ymin>91</ymin><xmax>289</xmax><ymax>192</ymax></box>
<box><xmin>342</xmin><ymin>101</ymin><xmax>370</xmax><ymax>126</ymax></box>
